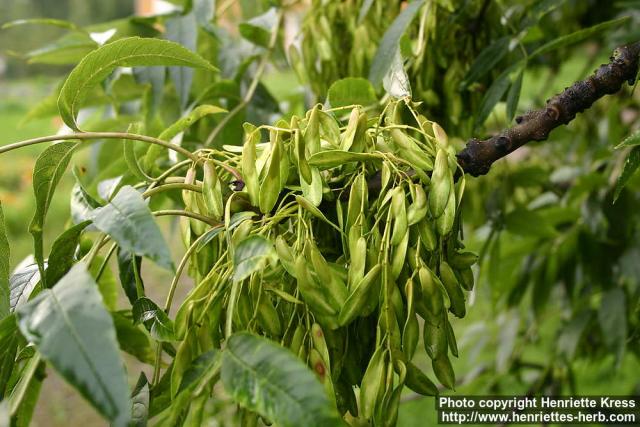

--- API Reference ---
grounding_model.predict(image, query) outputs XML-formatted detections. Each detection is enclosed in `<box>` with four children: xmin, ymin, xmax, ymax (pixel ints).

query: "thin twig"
<box><xmin>0</xmin><ymin>131</ymin><xmax>199</xmax><ymax>162</ymax></box>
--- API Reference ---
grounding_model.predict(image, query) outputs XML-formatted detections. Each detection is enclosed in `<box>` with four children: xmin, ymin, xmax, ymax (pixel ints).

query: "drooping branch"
<box><xmin>456</xmin><ymin>42</ymin><xmax>640</xmax><ymax>177</ymax></box>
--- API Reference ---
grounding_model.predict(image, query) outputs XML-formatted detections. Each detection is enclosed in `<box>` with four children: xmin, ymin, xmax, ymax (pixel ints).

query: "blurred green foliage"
<box><xmin>0</xmin><ymin>0</ymin><xmax>133</xmax><ymax>77</ymax></box>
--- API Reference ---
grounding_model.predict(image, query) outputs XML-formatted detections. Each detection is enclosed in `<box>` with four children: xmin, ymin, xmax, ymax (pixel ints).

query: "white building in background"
<box><xmin>135</xmin><ymin>0</ymin><xmax>180</xmax><ymax>16</ymax></box>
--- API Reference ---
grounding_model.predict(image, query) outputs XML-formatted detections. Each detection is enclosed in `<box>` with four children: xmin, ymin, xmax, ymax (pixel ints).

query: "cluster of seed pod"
<box><xmin>291</xmin><ymin>0</ymin><xmax>506</xmax><ymax>134</ymax></box>
<box><xmin>290</xmin><ymin>0</ymin><xmax>397</xmax><ymax>97</ymax></box>
<box><xmin>174</xmin><ymin>99</ymin><xmax>477</xmax><ymax>426</ymax></box>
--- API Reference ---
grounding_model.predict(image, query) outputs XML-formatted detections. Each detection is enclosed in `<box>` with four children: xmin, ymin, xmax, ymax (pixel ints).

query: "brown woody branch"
<box><xmin>456</xmin><ymin>42</ymin><xmax>640</xmax><ymax>177</ymax></box>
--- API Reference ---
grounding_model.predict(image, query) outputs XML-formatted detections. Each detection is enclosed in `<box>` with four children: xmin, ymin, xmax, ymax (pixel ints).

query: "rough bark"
<box><xmin>456</xmin><ymin>42</ymin><xmax>640</xmax><ymax>177</ymax></box>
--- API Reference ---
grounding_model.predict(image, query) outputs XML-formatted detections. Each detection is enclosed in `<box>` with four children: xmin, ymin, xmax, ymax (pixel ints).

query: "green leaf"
<box><xmin>178</xmin><ymin>350</ymin><xmax>220</xmax><ymax>394</ymax></box>
<box><xmin>233</xmin><ymin>235</ymin><xmax>277</xmax><ymax>282</ymax></box>
<box><xmin>132</xmin><ymin>297</ymin><xmax>176</xmax><ymax>342</ymax></box>
<box><xmin>123</xmin><ymin>123</ymin><xmax>149</xmax><ymax>182</ymax></box>
<box><xmin>327</xmin><ymin>78</ymin><xmax>377</xmax><ymax>108</ymax></box>
<box><xmin>27</xmin><ymin>37</ymin><xmax>98</xmax><ymax>66</ymax></box>
<box><xmin>89</xmin><ymin>186</ymin><xmax>174</xmax><ymax>270</ymax></box>
<box><xmin>0</xmin><ymin>314</ymin><xmax>18</xmax><ymax>393</ymax></box>
<box><xmin>307</xmin><ymin>150</ymin><xmax>381</xmax><ymax>169</ymax></box>
<box><xmin>112</xmin><ymin>311</ymin><xmax>154</xmax><ymax>364</ymax></box>
<box><xmin>506</xmin><ymin>69</ymin><xmax>524</xmax><ymax>122</ymax></box>
<box><xmin>45</xmin><ymin>221</ymin><xmax>91</xmax><ymax>287</ymax></box>
<box><xmin>159</xmin><ymin>105</ymin><xmax>226</xmax><ymax>142</ymax></box>
<box><xmin>9</xmin><ymin>260</ymin><xmax>41</xmax><ymax>311</ymax></box>
<box><xmin>475</xmin><ymin>67</ymin><xmax>513</xmax><ymax>128</ymax></box>
<box><xmin>9</xmin><ymin>354</ymin><xmax>44</xmax><ymax>426</ymax></box>
<box><xmin>461</xmin><ymin>37</ymin><xmax>510</xmax><ymax>88</ymax></box>
<box><xmin>504</xmin><ymin>208</ymin><xmax>556</xmax><ymax>238</ymax></box>
<box><xmin>238</xmin><ymin>8</ymin><xmax>278</xmax><ymax>47</ymax></box>
<box><xmin>221</xmin><ymin>333</ymin><xmax>343</xmax><ymax>427</ymax></box>
<box><xmin>614</xmin><ymin>147</ymin><xmax>640</xmax><ymax>202</ymax></box>
<box><xmin>29</xmin><ymin>141</ymin><xmax>78</xmax><ymax>284</ymax></box>
<box><xmin>0</xmin><ymin>203</ymin><xmax>10</xmax><ymax>319</ymax></box>
<box><xmin>117</xmin><ymin>249</ymin><xmax>144</xmax><ymax>305</ymax></box>
<box><xmin>557</xmin><ymin>310</ymin><xmax>591</xmax><ymax>360</ymax></box>
<box><xmin>89</xmin><ymin>256</ymin><xmax>119</xmax><ymax>311</ymax></box>
<box><xmin>58</xmin><ymin>37</ymin><xmax>218</xmax><ymax>130</ymax></box>
<box><xmin>15</xmin><ymin>263</ymin><xmax>130</xmax><ymax>426</ymax></box>
<box><xmin>529</xmin><ymin>17</ymin><xmax>630</xmax><ymax>59</ymax></box>
<box><xmin>598</xmin><ymin>288</ymin><xmax>627</xmax><ymax>365</ymax></box>
<box><xmin>369</xmin><ymin>0</ymin><xmax>425</xmax><ymax>87</ymax></box>
<box><xmin>166</xmin><ymin>11</ymin><xmax>198</xmax><ymax>110</ymax></box>
<box><xmin>131</xmin><ymin>373</ymin><xmax>150</xmax><ymax>427</ymax></box>
<box><xmin>615</xmin><ymin>130</ymin><xmax>640</xmax><ymax>149</ymax></box>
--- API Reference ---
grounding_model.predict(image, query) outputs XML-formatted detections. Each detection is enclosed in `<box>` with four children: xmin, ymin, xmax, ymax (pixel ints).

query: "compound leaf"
<box><xmin>221</xmin><ymin>333</ymin><xmax>343</xmax><ymax>427</ymax></box>
<box><xmin>15</xmin><ymin>263</ymin><xmax>130</xmax><ymax>426</ymax></box>
<box><xmin>90</xmin><ymin>186</ymin><xmax>173</xmax><ymax>271</ymax></box>
<box><xmin>58</xmin><ymin>37</ymin><xmax>218</xmax><ymax>130</ymax></box>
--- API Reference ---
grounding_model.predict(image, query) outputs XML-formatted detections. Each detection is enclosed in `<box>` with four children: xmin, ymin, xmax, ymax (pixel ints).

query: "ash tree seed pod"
<box><xmin>445</xmin><ymin>318</ymin><xmax>459</xmax><ymax>358</ymax></box>
<box><xmin>234</xmin><ymin>283</ymin><xmax>254</xmax><ymax>330</ymax></box>
<box><xmin>350</xmin><ymin>110</ymin><xmax>369</xmax><ymax>154</ymax></box>
<box><xmin>311</xmin><ymin>323</ymin><xmax>331</xmax><ymax>368</ymax></box>
<box><xmin>289</xmin><ymin>324</ymin><xmax>306</xmax><ymax>356</ymax></box>
<box><xmin>383</xmin><ymin>363</ymin><xmax>405</xmax><ymax>427</ymax></box>
<box><xmin>391</xmin><ymin>284</ymin><xmax>405</xmax><ymax>327</ymax></box>
<box><xmin>257</xmin><ymin>297</ymin><xmax>282</xmax><ymax>337</ymax></box>
<box><xmin>407</xmin><ymin>184</ymin><xmax>428</xmax><ymax>226</ymax></box>
<box><xmin>181</xmin><ymin>164</ymin><xmax>205</xmax><ymax>234</ymax></box>
<box><xmin>305</xmin><ymin>105</ymin><xmax>321</xmax><ymax>155</ymax></box>
<box><xmin>402</xmin><ymin>278</ymin><xmax>419</xmax><ymax>360</ymax></box>
<box><xmin>295</xmin><ymin>256</ymin><xmax>339</xmax><ymax>316</ymax></box>
<box><xmin>347</xmin><ymin>174</ymin><xmax>367</xmax><ymax>231</ymax></box>
<box><xmin>457</xmin><ymin>266</ymin><xmax>475</xmax><ymax>291</ymax></box>
<box><xmin>359</xmin><ymin>346</ymin><xmax>387</xmax><ymax>420</ymax></box>
<box><xmin>432</xmin><ymin>122</ymin><xmax>449</xmax><ymax>148</ymax></box>
<box><xmin>293</xmin><ymin>122</ymin><xmax>313</xmax><ymax>184</ymax></box>
<box><xmin>390</xmin><ymin>187</ymin><xmax>408</xmax><ymax>246</ymax></box>
<box><xmin>416</xmin><ymin>219</ymin><xmax>437</xmax><ymax>252</ymax></box>
<box><xmin>182</xmin><ymin>164</ymin><xmax>197</xmax><ymax>207</ymax></box>
<box><xmin>390</xmin><ymin>231</ymin><xmax>409</xmax><ymax>279</ymax></box>
<box><xmin>389</xmin><ymin>128</ymin><xmax>434</xmax><ymax>171</ymax></box>
<box><xmin>423</xmin><ymin>317</ymin><xmax>448</xmax><ymax>359</ymax></box>
<box><xmin>405</xmin><ymin>361</ymin><xmax>439</xmax><ymax>396</ymax></box>
<box><xmin>338</xmin><ymin>264</ymin><xmax>382</xmax><ymax>326</ymax></box>
<box><xmin>436</xmin><ymin>186</ymin><xmax>456</xmax><ymax>236</ymax></box>
<box><xmin>309</xmin><ymin>348</ymin><xmax>330</xmax><ymax>384</ymax></box>
<box><xmin>419</xmin><ymin>267</ymin><xmax>444</xmax><ymax>318</ymax></box>
<box><xmin>318</xmin><ymin>110</ymin><xmax>341</xmax><ymax>147</ymax></box>
<box><xmin>203</xmin><ymin>160</ymin><xmax>224</xmax><ymax>220</ymax></box>
<box><xmin>449</xmin><ymin>251</ymin><xmax>479</xmax><ymax>269</ymax></box>
<box><xmin>432</xmin><ymin>354</ymin><xmax>456</xmax><ymax>390</ymax></box>
<box><xmin>402</xmin><ymin>311</ymin><xmax>419</xmax><ymax>361</ymax></box>
<box><xmin>348</xmin><ymin>236</ymin><xmax>367</xmax><ymax>289</ymax></box>
<box><xmin>341</xmin><ymin>107</ymin><xmax>360</xmax><ymax>151</ymax></box>
<box><xmin>258</xmin><ymin>137</ymin><xmax>283</xmax><ymax>214</ymax></box>
<box><xmin>242</xmin><ymin>124</ymin><xmax>260</xmax><ymax>207</ymax></box>
<box><xmin>275</xmin><ymin>236</ymin><xmax>296</xmax><ymax>277</ymax></box>
<box><xmin>429</xmin><ymin>147</ymin><xmax>451</xmax><ymax>218</ymax></box>
<box><xmin>310</xmin><ymin>245</ymin><xmax>348</xmax><ymax>307</ymax></box>
<box><xmin>439</xmin><ymin>261</ymin><xmax>466</xmax><ymax>318</ymax></box>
